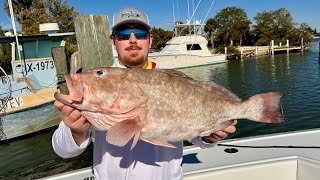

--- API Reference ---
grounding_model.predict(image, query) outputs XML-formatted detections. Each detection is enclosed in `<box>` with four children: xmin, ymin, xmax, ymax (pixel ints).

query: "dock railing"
<box><xmin>237</xmin><ymin>39</ymin><xmax>307</xmax><ymax>58</ymax></box>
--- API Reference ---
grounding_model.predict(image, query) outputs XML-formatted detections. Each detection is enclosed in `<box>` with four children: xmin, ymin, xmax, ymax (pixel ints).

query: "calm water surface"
<box><xmin>1</xmin><ymin>40</ymin><xmax>320</xmax><ymax>179</ymax></box>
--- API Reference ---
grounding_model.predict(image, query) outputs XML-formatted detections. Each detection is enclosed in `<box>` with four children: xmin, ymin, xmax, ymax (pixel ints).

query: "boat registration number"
<box><xmin>27</xmin><ymin>60</ymin><xmax>55</xmax><ymax>73</ymax></box>
<box><xmin>0</xmin><ymin>96</ymin><xmax>24</xmax><ymax>112</ymax></box>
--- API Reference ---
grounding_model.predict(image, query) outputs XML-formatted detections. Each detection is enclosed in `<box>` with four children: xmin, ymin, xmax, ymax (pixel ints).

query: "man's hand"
<box><xmin>54</xmin><ymin>100</ymin><xmax>91</xmax><ymax>146</ymax></box>
<box><xmin>202</xmin><ymin>120</ymin><xmax>237</xmax><ymax>143</ymax></box>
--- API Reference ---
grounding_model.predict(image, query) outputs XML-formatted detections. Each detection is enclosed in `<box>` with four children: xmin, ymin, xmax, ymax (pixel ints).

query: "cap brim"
<box><xmin>112</xmin><ymin>19</ymin><xmax>151</xmax><ymax>30</ymax></box>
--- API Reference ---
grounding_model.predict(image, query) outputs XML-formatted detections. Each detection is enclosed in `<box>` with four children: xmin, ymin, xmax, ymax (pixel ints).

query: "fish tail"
<box><xmin>244</xmin><ymin>92</ymin><xmax>284</xmax><ymax>123</ymax></box>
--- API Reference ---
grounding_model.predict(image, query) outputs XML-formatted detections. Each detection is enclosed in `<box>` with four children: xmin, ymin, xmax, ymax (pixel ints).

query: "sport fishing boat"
<box><xmin>0</xmin><ymin>23</ymin><xmax>74</xmax><ymax>141</ymax></box>
<box><xmin>148</xmin><ymin>22</ymin><xmax>226</xmax><ymax>69</ymax></box>
<box><xmin>39</xmin><ymin>128</ymin><xmax>320</xmax><ymax>180</ymax></box>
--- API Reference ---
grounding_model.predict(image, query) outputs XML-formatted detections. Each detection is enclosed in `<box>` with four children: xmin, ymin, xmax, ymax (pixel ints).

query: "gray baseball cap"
<box><xmin>112</xmin><ymin>7</ymin><xmax>151</xmax><ymax>31</ymax></box>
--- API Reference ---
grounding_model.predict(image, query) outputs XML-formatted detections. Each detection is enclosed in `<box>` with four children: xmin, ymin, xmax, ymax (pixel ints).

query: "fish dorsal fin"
<box><xmin>155</xmin><ymin>69</ymin><xmax>195</xmax><ymax>81</ymax></box>
<box><xmin>106</xmin><ymin>118</ymin><xmax>142</xmax><ymax>150</ymax></box>
<box><xmin>200</xmin><ymin>81</ymin><xmax>241</xmax><ymax>101</ymax></box>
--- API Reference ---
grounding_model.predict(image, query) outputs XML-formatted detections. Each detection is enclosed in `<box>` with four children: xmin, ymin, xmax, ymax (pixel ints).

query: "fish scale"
<box><xmin>54</xmin><ymin>67</ymin><xmax>284</xmax><ymax>149</ymax></box>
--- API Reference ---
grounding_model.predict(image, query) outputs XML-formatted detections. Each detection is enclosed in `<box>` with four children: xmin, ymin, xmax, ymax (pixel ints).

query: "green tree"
<box><xmin>45</xmin><ymin>0</ymin><xmax>79</xmax><ymax>32</ymax></box>
<box><xmin>151</xmin><ymin>27</ymin><xmax>173</xmax><ymax>50</ymax></box>
<box><xmin>204</xmin><ymin>18</ymin><xmax>217</xmax><ymax>47</ymax></box>
<box><xmin>4</xmin><ymin>0</ymin><xmax>78</xmax><ymax>34</ymax></box>
<box><xmin>274</xmin><ymin>8</ymin><xmax>294</xmax><ymax>39</ymax></box>
<box><xmin>295</xmin><ymin>23</ymin><xmax>313</xmax><ymax>44</ymax></box>
<box><xmin>213</xmin><ymin>7</ymin><xmax>251</xmax><ymax>46</ymax></box>
<box><xmin>253</xmin><ymin>8</ymin><xmax>295</xmax><ymax>45</ymax></box>
<box><xmin>3</xmin><ymin>0</ymin><xmax>79</xmax><ymax>68</ymax></box>
<box><xmin>0</xmin><ymin>26</ymin><xmax>4</xmax><ymax>37</ymax></box>
<box><xmin>45</xmin><ymin>0</ymin><xmax>79</xmax><ymax>58</ymax></box>
<box><xmin>4</xmin><ymin>0</ymin><xmax>33</xmax><ymax>22</ymax></box>
<box><xmin>0</xmin><ymin>26</ymin><xmax>12</xmax><ymax>74</ymax></box>
<box><xmin>23</xmin><ymin>0</ymin><xmax>48</xmax><ymax>34</ymax></box>
<box><xmin>4</xmin><ymin>0</ymin><xmax>36</xmax><ymax>34</ymax></box>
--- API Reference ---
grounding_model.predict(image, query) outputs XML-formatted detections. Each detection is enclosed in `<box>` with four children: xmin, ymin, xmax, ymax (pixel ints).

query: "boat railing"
<box><xmin>20</xmin><ymin>57</ymin><xmax>53</xmax><ymax>62</ymax></box>
<box><xmin>161</xmin><ymin>49</ymin><xmax>182</xmax><ymax>55</ymax></box>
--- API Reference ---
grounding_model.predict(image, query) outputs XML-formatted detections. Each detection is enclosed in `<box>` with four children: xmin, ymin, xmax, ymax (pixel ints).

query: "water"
<box><xmin>1</xmin><ymin>40</ymin><xmax>320</xmax><ymax>179</ymax></box>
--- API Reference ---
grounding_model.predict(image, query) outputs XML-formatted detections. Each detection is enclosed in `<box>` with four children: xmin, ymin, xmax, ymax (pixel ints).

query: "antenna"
<box><xmin>176</xmin><ymin>0</ymin><xmax>180</xmax><ymax>21</ymax></box>
<box><xmin>192</xmin><ymin>0</ymin><xmax>194</xmax><ymax>14</ymax></box>
<box><xmin>203</xmin><ymin>0</ymin><xmax>216</xmax><ymax>25</ymax></box>
<box><xmin>8</xmin><ymin>0</ymin><xmax>24</xmax><ymax>76</ymax></box>
<box><xmin>172</xmin><ymin>1</ymin><xmax>176</xmax><ymax>24</ymax></box>
<box><xmin>188</xmin><ymin>0</ymin><xmax>202</xmax><ymax>23</ymax></box>
<box><xmin>187</xmin><ymin>0</ymin><xmax>190</xmax><ymax>20</ymax></box>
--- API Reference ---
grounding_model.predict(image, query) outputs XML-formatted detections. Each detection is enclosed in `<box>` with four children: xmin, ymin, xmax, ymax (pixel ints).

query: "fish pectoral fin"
<box><xmin>200</xmin><ymin>120</ymin><xmax>235</xmax><ymax>136</ymax></box>
<box><xmin>142</xmin><ymin>139</ymin><xmax>176</xmax><ymax>148</ymax></box>
<box><xmin>106</xmin><ymin>118</ymin><xmax>141</xmax><ymax>148</ymax></box>
<box><xmin>81</xmin><ymin>111</ymin><xmax>111</xmax><ymax>131</ymax></box>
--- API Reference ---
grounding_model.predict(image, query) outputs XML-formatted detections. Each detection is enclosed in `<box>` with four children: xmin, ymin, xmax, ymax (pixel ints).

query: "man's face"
<box><xmin>112</xmin><ymin>23</ymin><xmax>152</xmax><ymax>68</ymax></box>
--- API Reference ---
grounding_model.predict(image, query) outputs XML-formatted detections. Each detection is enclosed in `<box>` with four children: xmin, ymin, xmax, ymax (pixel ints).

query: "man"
<box><xmin>52</xmin><ymin>7</ymin><xmax>237</xmax><ymax>180</ymax></box>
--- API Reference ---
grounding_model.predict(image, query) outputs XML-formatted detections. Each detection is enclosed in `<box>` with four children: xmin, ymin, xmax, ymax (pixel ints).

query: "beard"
<box><xmin>123</xmin><ymin>53</ymin><xmax>145</xmax><ymax>67</ymax></box>
<box><xmin>120</xmin><ymin>45</ymin><xmax>147</xmax><ymax>67</ymax></box>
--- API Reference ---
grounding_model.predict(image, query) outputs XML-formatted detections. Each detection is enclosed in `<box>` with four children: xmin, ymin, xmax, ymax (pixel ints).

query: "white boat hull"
<box><xmin>185</xmin><ymin>156</ymin><xmax>320</xmax><ymax>180</ymax></box>
<box><xmin>149</xmin><ymin>54</ymin><xmax>226</xmax><ymax>69</ymax></box>
<box><xmin>39</xmin><ymin>128</ymin><xmax>320</xmax><ymax>180</ymax></box>
<box><xmin>0</xmin><ymin>88</ymin><xmax>60</xmax><ymax>141</ymax></box>
<box><xmin>1</xmin><ymin>100</ymin><xmax>59</xmax><ymax>141</ymax></box>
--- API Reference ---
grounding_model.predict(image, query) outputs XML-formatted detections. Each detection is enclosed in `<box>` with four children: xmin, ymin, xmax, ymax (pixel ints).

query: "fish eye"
<box><xmin>96</xmin><ymin>70</ymin><xmax>104</xmax><ymax>76</ymax></box>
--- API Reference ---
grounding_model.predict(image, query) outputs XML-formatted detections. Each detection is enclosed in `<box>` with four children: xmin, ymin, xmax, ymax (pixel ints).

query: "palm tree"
<box><xmin>4</xmin><ymin>0</ymin><xmax>33</xmax><ymax>23</ymax></box>
<box><xmin>204</xmin><ymin>18</ymin><xmax>218</xmax><ymax>47</ymax></box>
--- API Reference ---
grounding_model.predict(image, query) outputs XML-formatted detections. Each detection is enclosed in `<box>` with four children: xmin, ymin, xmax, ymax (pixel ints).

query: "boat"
<box><xmin>0</xmin><ymin>23</ymin><xmax>75</xmax><ymax>141</ymax></box>
<box><xmin>148</xmin><ymin>22</ymin><xmax>227</xmax><ymax>69</ymax></box>
<box><xmin>39</xmin><ymin>128</ymin><xmax>320</xmax><ymax>180</ymax></box>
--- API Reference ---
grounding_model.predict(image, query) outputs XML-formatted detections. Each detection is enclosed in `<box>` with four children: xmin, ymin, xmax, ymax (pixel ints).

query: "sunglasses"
<box><xmin>114</xmin><ymin>28</ymin><xmax>149</xmax><ymax>41</ymax></box>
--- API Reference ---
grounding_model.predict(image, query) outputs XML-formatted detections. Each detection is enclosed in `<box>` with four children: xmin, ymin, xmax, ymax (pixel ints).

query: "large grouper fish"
<box><xmin>54</xmin><ymin>67</ymin><xmax>284</xmax><ymax>149</ymax></box>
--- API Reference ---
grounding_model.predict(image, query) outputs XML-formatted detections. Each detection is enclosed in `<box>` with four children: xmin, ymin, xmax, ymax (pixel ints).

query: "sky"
<box><xmin>0</xmin><ymin>0</ymin><xmax>319</xmax><ymax>32</ymax></box>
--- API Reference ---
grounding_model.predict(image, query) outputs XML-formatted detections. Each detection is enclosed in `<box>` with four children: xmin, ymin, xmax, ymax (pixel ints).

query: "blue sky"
<box><xmin>0</xmin><ymin>0</ymin><xmax>319</xmax><ymax>31</ymax></box>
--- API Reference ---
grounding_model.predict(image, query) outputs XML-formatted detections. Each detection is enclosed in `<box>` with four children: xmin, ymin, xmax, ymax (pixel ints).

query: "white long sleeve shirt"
<box><xmin>52</xmin><ymin>60</ymin><xmax>216</xmax><ymax>180</ymax></box>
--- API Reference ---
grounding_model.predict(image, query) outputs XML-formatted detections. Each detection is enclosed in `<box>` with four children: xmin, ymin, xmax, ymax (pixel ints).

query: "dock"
<box><xmin>238</xmin><ymin>45</ymin><xmax>306</xmax><ymax>58</ymax></box>
<box><xmin>226</xmin><ymin>39</ymin><xmax>308</xmax><ymax>59</ymax></box>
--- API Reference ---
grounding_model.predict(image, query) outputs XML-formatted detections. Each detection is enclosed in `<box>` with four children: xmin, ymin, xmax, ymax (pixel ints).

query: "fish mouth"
<box><xmin>54</xmin><ymin>74</ymin><xmax>84</xmax><ymax>104</ymax></box>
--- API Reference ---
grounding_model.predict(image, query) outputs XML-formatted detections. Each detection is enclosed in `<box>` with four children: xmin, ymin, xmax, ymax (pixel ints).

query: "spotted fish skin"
<box><xmin>54</xmin><ymin>67</ymin><xmax>284</xmax><ymax>149</ymax></box>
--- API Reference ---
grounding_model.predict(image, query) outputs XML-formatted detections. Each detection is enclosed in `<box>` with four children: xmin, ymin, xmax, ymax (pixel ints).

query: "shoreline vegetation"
<box><xmin>0</xmin><ymin>1</ymin><xmax>317</xmax><ymax>71</ymax></box>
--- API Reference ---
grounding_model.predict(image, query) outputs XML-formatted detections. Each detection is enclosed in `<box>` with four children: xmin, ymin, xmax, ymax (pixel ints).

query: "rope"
<box><xmin>218</xmin><ymin>143</ymin><xmax>320</xmax><ymax>149</ymax></box>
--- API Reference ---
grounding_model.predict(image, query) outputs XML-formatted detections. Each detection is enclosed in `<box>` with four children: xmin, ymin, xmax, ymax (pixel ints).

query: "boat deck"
<box><xmin>39</xmin><ymin>128</ymin><xmax>320</xmax><ymax>180</ymax></box>
<box><xmin>183</xmin><ymin>128</ymin><xmax>320</xmax><ymax>179</ymax></box>
<box><xmin>1</xmin><ymin>87</ymin><xmax>56</xmax><ymax>114</ymax></box>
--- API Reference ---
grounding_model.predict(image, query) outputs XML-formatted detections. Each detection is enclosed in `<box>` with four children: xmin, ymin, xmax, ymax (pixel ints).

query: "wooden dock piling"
<box><xmin>52</xmin><ymin>47</ymin><xmax>69</xmax><ymax>94</ymax></box>
<box><xmin>53</xmin><ymin>14</ymin><xmax>114</xmax><ymax>94</ymax></box>
<box><xmin>301</xmin><ymin>38</ymin><xmax>304</xmax><ymax>55</ymax></box>
<box><xmin>271</xmin><ymin>40</ymin><xmax>274</xmax><ymax>55</ymax></box>
<box><xmin>74</xmin><ymin>15</ymin><xmax>114</xmax><ymax>71</ymax></box>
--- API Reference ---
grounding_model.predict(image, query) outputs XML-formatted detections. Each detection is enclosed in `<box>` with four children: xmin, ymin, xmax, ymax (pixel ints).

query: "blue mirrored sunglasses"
<box><xmin>114</xmin><ymin>28</ymin><xmax>149</xmax><ymax>41</ymax></box>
